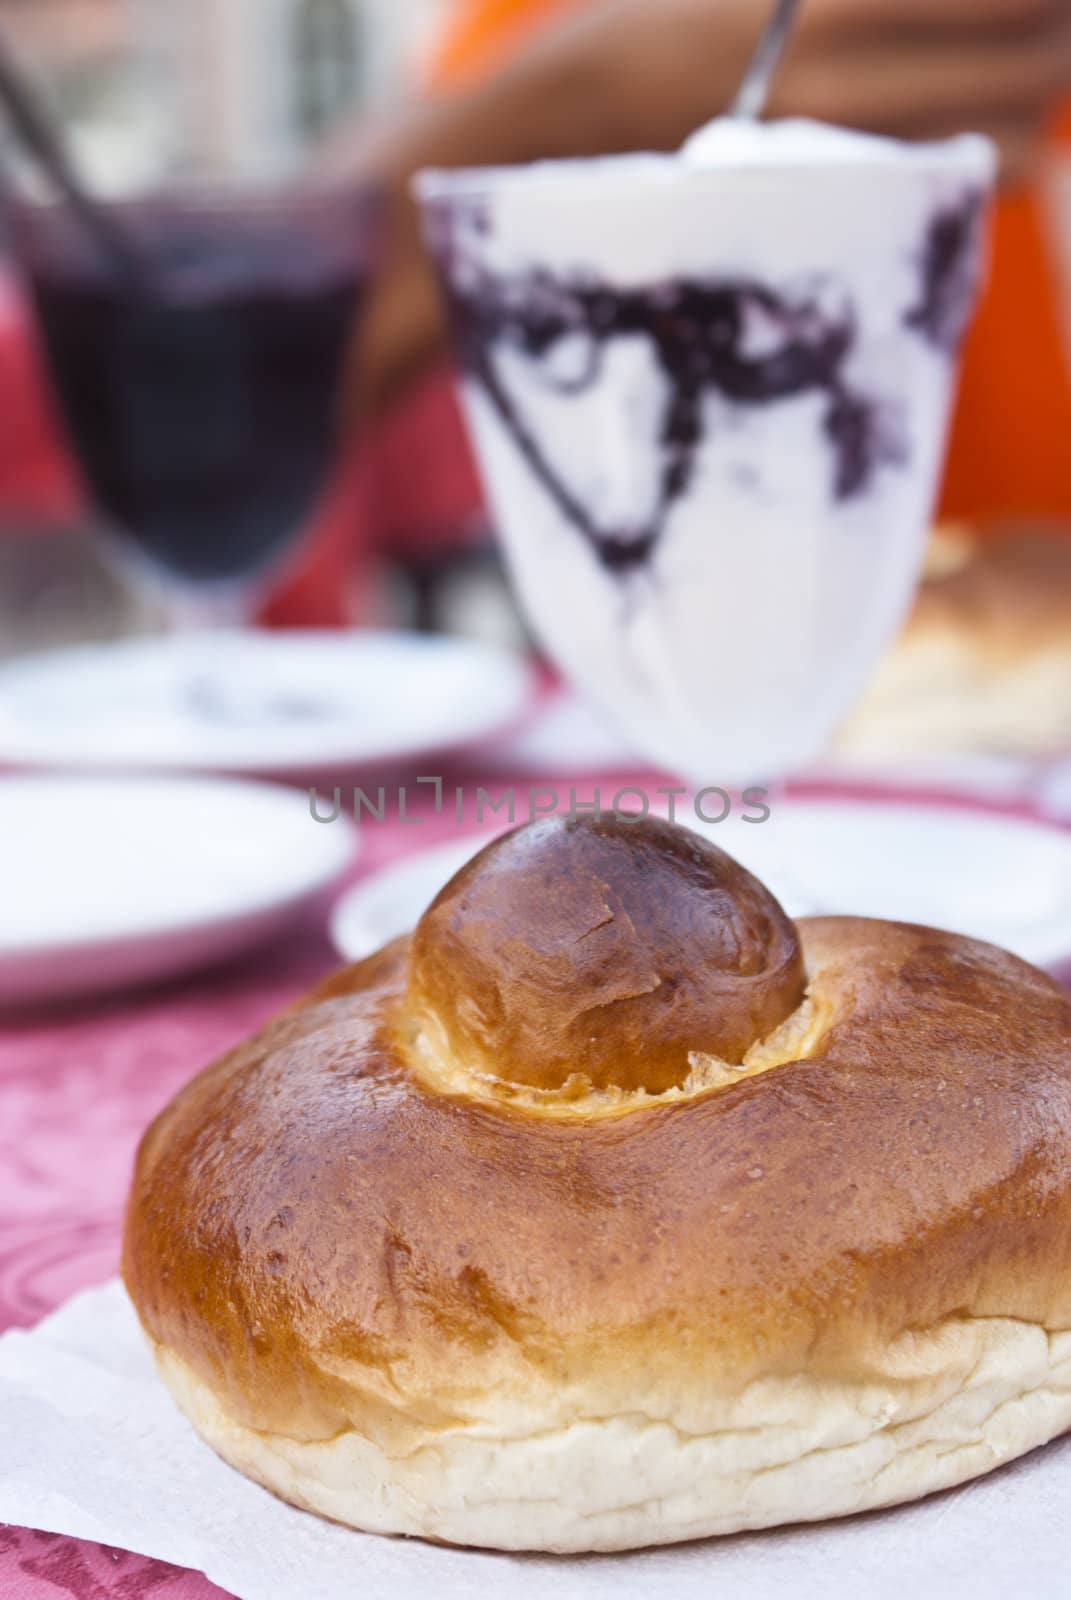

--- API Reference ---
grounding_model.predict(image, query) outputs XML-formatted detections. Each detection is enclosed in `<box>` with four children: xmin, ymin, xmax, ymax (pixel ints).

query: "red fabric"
<box><xmin>0</xmin><ymin>275</ymin><xmax>80</xmax><ymax>523</ymax></box>
<box><xmin>368</xmin><ymin>361</ymin><xmax>484</xmax><ymax>559</ymax></box>
<box><xmin>260</xmin><ymin>363</ymin><xmax>485</xmax><ymax>629</ymax></box>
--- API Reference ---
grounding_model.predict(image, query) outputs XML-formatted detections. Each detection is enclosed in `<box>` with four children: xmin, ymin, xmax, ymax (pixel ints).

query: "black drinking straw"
<box><xmin>0</xmin><ymin>24</ymin><xmax>147</xmax><ymax>287</ymax></box>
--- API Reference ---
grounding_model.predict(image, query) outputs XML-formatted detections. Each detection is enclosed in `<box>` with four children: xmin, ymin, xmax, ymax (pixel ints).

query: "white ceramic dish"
<box><xmin>0</xmin><ymin>630</ymin><xmax>535</xmax><ymax>778</ymax></box>
<box><xmin>331</xmin><ymin>798</ymin><xmax>1071</xmax><ymax>973</ymax></box>
<box><xmin>0</xmin><ymin>773</ymin><xmax>357</xmax><ymax>1007</ymax></box>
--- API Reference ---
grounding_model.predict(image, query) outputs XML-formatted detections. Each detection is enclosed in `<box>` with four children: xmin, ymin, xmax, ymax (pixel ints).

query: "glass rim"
<box><xmin>414</xmin><ymin>132</ymin><xmax>996</xmax><ymax>204</ymax></box>
<box><xmin>5</xmin><ymin>177</ymin><xmax>382</xmax><ymax>221</ymax></box>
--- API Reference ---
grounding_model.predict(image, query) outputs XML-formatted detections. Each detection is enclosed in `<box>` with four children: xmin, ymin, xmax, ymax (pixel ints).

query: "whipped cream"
<box><xmin>681</xmin><ymin>116</ymin><xmax>995</xmax><ymax>176</ymax></box>
<box><xmin>419</xmin><ymin>119</ymin><xmax>995</xmax><ymax>199</ymax></box>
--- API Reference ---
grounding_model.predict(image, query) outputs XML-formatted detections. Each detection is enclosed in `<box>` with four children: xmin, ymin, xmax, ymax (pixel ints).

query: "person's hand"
<box><xmin>579</xmin><ymin>0</ymin><xmax>1071</xmax><ymax>180</ymax></box>
<box><xmin>344</xmin><ymin>0</ymin><xmax>1071</xmax><ymax>419</ymax></box>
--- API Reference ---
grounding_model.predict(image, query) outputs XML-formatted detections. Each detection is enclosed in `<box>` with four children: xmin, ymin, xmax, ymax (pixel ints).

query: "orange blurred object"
<box><xmin>432</xmin><ymin>1</ymin><xmax>1071</xmax><ymax>528</ymax></box>
<box><xmin>432</xmin><ymin>0</ymin><xmax>576</xmax><ymax>81</ymax></box>
<box><xmin>942</xmin><ymin>111</ymin><xmax>1071</xmax><ymax>523</ymax></box>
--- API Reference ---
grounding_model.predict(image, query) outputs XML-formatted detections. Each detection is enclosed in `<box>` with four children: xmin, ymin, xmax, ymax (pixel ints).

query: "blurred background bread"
<box><xmin>839</xmin><ymin>523</ymin><xmax>1071</xmax><ymax>758</ymax></box>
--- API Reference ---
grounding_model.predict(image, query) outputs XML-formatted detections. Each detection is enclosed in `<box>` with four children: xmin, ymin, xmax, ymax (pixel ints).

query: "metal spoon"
<box><xmin>729</xmin><ymin>0</ymin><xmax>802</xmax><ymax>120</ymax></box>
<box><xmin>0</xmin><ymin>25</ymin><xmax>147</xmax><ymax>287</ymax></box>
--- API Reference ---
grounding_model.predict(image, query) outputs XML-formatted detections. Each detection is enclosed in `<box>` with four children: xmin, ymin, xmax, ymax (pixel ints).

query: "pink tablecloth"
<box><xmin>0</xmin><ymin>769</ymin><xmax>1066</xmax><ymax>1598</ymax></box>
<box><xmin>0</xmin><ymin>777</ymin><xmax>516</xmax><ymax>1600</ymax></box>
<box><xmin>0</xmin><ymin>902</ymin><xmax>337</xmax><ymax>1600</ymax></box>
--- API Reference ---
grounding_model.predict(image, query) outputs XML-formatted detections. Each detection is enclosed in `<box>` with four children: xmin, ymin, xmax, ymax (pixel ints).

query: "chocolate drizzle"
<box><xmin>428</xmin><ymin>202</ymin><xmax>933</xmax><ymax>577</ymax></box>
<box><xmin>905</xmin><ymin>190</ymin><xmax>986</xmax><ymax>354</ymax></box>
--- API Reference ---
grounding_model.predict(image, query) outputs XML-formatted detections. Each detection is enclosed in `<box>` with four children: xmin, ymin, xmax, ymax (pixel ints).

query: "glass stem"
<box><xmin>162</xmin><ymin>587</ymin><xmax>254</xmax><ymax>633</ymax></box>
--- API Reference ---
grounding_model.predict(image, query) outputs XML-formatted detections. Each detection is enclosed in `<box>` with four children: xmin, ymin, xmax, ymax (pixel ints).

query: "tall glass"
<box><xmin>418</xmin><ymin>129</ymin><xmax>995</xmax><ymax>791</ymax></box>
<box><xmin>8</xmin><ymin>183</ymin><xmax>378</xmax><ymax>630</ymax></box>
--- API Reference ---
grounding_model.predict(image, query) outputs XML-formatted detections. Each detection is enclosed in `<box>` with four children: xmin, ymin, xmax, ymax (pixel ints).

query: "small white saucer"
<box><xmin>0</xmin><ymin>774</ymin><xmax>357</xmax><ymax>1007</ymax></box>
<box><xmin>331</xmin><ymin>798</ymin><xmax>1071</xmax><ymax>973</ymax></box>
<box><xmin>0</xmin><ymin>630</ymin><xmax>535</xmax><ymax>779</ymax></box>
<box><xmin>483</xmin><ymin>686</ymin><xmax>636</xmax><ymax>772</ymax></box>
<box><xmin>486</xmin><ymin>686</ymin><xmax>1056</xmax><ymax>808</ymax></box>
<box><xmin>331</xmin><ymin>836</ymin><xmax>490</xmax><ymax>964</ymax></box>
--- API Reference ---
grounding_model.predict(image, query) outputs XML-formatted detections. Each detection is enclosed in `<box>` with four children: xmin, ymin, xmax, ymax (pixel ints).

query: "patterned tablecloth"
<box><xmin>1</xmin><ymin>767</ymin><xmax>1066</xmax><ymax>1598</ymax></box>
<box><xmin>0</xmin><ymin>771</ymin><xmax>509</xmax><ymax>1600</ymax></box>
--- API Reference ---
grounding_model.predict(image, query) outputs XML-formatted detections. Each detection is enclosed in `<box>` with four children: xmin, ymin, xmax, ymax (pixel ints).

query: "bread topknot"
<box><xmin>407</xmin><ymin>814</ymin><xmax>806</xmax><ymax>1094</ymax></box>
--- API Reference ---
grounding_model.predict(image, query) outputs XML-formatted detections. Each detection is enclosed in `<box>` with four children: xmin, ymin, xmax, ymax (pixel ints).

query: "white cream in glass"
<box><xmin>418</xmin><ymin>119</ymin><xmax>996</xmax><ymax>785</ymax></box>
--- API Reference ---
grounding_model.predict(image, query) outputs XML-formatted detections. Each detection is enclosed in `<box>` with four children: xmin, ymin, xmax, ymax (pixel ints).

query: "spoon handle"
<box><xmin>729</xmin><ymin>0</ymin><xmax>801</xmax><ymax>120</ymax></box>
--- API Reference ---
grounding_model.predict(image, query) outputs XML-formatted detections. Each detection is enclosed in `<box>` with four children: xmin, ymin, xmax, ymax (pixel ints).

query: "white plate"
<box><xmin>331</xmin><ymin>799</ymin><xmax>1071</xmax><ymax>972</ymax></box>
<box><xmin>0</xmin><ymin>630</ymin><xmax>535</xmax><ymax>778</ymax></box>
<box><xmin>0</xmin><ymin>774</ymin><xmax>357</xmax><ymax>1007</ymax></box>
<box><xmin>1039</xmin><ymin>756</ymin><xmax>1071</xmax><ymax>824</ymax></box>
<box><xmin>484</xmin><ymin>687</ymin><xmax>638</xmax><ymax>773</ymax></box>
<box><xmin>489</xmin><ymin>687</ymin><xmax>1052</xmax><ymax>806</ymax></box>
<box><xmin>331</xmin><ymin>835</ymin><xmax>494</xmax><ymax>963</ymax></box>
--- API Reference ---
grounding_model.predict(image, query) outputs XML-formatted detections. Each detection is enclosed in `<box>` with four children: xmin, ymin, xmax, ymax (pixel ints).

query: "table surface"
<box><xmin>0</xmin><ymin>770</ymin><xmax>502</xmax><ymax>1600</ymax></box>
<box><xmin>1</xmin><ymin>763</ymin><xmax>1066</xmax><ymax>1599</ymax></box>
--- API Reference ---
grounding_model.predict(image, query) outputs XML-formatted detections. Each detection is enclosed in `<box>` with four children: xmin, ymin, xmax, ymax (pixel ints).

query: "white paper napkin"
<box><xmin>1</xmin><ymin>1282</ymin><xmax>1069</xmax><ymax>1600</ymax></box>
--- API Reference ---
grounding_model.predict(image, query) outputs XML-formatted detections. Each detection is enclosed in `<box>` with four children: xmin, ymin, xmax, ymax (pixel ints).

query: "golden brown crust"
<box><xmin>408</xmin><ymin>814</ymin><xmax>805</xmax><ymax>1093</ymax></box>
<box><xmin>123</xmin><ymin>817</ymin><xmax>1071</xmax><ymax>1472</ymax></box>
